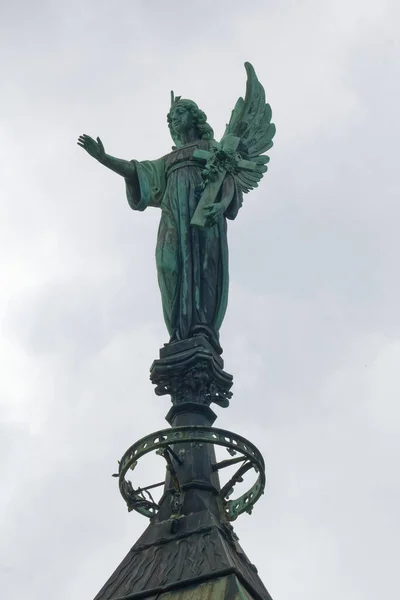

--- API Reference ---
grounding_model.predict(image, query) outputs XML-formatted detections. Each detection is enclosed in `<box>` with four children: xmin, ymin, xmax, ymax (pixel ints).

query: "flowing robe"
<box><xmin>125</xmin><ymin>140</ymin><xmax>242</xmax><ymax>348</ymax></box>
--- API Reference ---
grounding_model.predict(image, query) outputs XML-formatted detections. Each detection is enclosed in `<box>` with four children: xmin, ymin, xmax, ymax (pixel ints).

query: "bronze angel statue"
<box><xmin>78</xmin><ymin>62</ymin><xmax>275</xmax><ymax>354</ymax></box>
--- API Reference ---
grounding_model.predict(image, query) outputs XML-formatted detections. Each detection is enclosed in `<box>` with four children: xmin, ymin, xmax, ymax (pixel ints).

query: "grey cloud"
<box><xmin>1</xmin><ymin>1</ymin><xmax>399</xmax><ymax>599</ymax></box>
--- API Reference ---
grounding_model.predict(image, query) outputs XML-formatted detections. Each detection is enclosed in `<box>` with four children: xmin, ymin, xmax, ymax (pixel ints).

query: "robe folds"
<box><xmin>125</xmin><ymin>140</ymin><xmax>242</xmax><ymax>347</ymax></box>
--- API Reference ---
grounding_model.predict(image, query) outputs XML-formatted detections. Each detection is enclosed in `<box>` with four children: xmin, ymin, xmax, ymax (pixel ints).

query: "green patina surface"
<box><xmin>153</xmin><ymin>575</ymin><xmax>256</xmax><ymax>599</ymax></box>
<box><xmin>78</xmin><ymin>63</ymin><xmax>275</xmax><ymax>350</ymax></box>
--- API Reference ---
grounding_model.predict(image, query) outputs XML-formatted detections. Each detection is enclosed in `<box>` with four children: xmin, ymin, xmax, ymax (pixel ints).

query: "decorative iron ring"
<box><xmin>117</xmin><ymin>426</ymin><xmax>266</xmax><ymax>522</ymax></box>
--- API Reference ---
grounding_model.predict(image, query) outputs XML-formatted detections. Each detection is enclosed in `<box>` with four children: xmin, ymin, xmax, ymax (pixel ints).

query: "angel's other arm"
<box><xmin>203</xmin><ymin>175</ymin><xmax>235</xmax><ymax>227</ymax></box>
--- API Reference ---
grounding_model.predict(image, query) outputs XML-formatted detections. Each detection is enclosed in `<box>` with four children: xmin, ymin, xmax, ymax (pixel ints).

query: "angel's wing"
<box><xmin>223</xmin><ymin>62</ymin><xmax>276</xmax><ymax>194</ymax></box>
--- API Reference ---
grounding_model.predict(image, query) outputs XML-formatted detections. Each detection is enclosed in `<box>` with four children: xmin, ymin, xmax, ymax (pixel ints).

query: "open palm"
<box><xmin>77</xmin><ymin>134</ymin><xmax>105</xmax><ymax>161</ymax></box>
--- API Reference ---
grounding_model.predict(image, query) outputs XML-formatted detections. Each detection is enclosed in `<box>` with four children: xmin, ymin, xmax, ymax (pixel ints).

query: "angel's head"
<box><xmin>167</xmin><ymin>97</ymin><xmax>214</xmax><ymax>147</ymax></box>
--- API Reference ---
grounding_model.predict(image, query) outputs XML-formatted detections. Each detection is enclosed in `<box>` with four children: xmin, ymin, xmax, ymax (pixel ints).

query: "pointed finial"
<box><xmin>170</xmin><ymin>91</ymin><xmax>182</xmax><ymax>109</ymax></box>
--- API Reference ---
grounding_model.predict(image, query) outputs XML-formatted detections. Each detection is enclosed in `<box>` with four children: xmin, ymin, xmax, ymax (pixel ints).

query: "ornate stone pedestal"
<box><xmin>151</xmin><ymin>335</ymin><xmax>233</xmax><ymax>409</ymax></box>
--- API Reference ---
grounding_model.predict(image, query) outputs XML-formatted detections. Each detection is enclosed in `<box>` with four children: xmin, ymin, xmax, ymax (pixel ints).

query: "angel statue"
<box><xmin>78</xmin><ymin>62</ymin><xmax>275</xmax><ymax>354</ymax></box>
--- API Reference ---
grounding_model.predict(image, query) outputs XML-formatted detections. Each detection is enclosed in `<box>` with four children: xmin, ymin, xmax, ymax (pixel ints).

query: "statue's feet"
<box><xmin>165</xmin><ymin>326</ymin><xmax>222</xmax><ymax>355</ymax></box>
<box><xmin>167</xmin><ymin>330</ymin><xmax>181</xmax><ymax>346</ymax></box>
<box><xmin>191</xmin><ymin>324</ymin><xmax>223</xmax><ymax>355</ymax></box>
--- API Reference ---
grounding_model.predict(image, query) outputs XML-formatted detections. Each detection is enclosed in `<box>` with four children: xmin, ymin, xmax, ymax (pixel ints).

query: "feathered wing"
<box><xmin>223</xmin><ymin>62</ymin><xmax>276</xmax><ymax>194</ymax></box>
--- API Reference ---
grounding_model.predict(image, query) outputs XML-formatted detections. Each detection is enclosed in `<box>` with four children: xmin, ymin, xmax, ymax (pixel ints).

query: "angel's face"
<box><xmin>170</xmin><ymin>105</ymin><xmax>194</xmax><ymax>135</ymax></box>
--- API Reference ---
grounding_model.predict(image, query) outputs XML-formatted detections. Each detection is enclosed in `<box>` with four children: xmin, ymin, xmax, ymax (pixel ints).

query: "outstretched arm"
<box><xmin>77</xmin><ymin>134</ymin><xmax>136</xmax><ymax>179</ymax></box>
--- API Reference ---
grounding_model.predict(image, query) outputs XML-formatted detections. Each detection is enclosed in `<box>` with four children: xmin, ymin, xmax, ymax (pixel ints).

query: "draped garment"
<box><xmin>125</xmin><ymin>140</ymin><xmax>242</xmax><ymax>347</ymax></box>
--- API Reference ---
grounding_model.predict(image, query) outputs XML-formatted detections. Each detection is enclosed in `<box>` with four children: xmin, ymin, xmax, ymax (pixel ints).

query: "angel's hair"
<box><xmin>167</xmin><ymin>99</ymin><xmax>214</xmax><ymax>147</ymax></box>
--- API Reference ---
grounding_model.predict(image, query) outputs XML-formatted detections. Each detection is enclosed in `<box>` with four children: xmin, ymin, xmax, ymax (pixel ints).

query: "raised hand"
<box><xmin>77</xmin><ymin>134</ymin><xmax>106</xmax><ymax>162</ymax></box>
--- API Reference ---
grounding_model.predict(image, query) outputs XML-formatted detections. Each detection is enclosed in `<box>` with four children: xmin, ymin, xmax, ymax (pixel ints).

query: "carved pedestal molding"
<box><xmin>150</xmin><ymin>336</ymin><xmax>233</xmax><ymax>408</ymax></box>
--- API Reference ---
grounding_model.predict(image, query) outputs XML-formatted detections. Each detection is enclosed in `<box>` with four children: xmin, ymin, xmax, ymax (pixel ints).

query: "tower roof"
<box><xmin>93</xmin><ymin>509</ymin><xmax>272</xmax><ymax>600</ymax></box>
<box><xmin>145</xmin><ymin>574</ymin><xmax>258</xmax><ymax>599</ymax></box>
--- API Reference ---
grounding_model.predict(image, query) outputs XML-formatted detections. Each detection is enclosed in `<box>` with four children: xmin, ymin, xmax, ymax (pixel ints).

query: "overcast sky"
<box><xmin>1</xmin><ymin>1</ymin><xmax>399</xmax><ymax>598</ymax></box>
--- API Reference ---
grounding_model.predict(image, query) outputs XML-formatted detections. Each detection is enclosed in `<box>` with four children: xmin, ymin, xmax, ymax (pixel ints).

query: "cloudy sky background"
<box><xmin>1</xmin><ymin>0</ymin><xmax>399</xmax><ymax>598</ymax></box>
